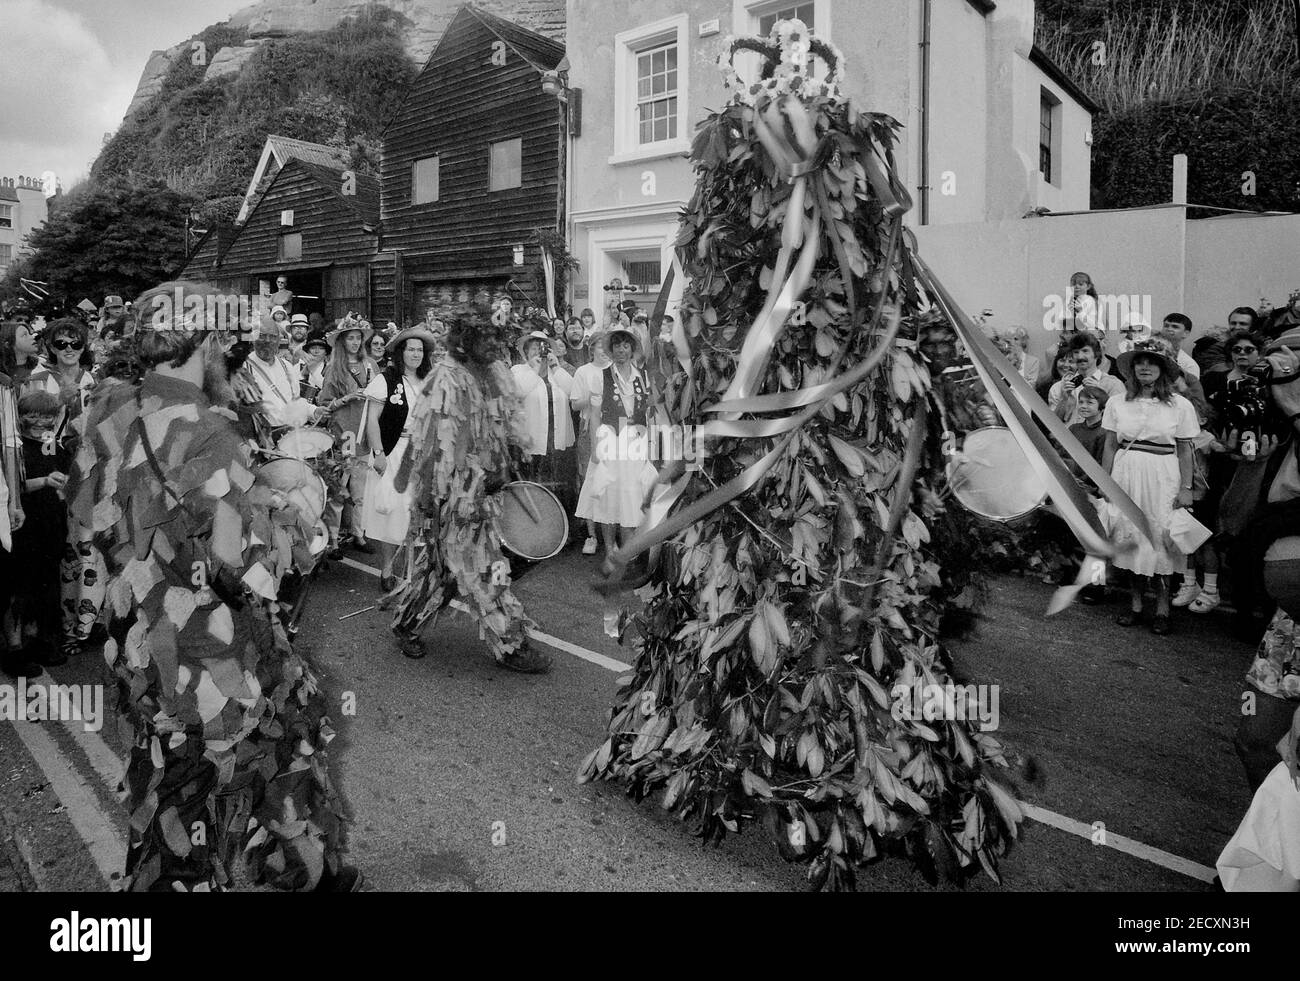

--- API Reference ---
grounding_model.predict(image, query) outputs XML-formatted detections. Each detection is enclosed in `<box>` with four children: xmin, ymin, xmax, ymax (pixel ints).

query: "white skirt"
<box><xmin>1101</xmin><ymin>447</ymin><xmax>1181</xmax><ymax>576</ymax></box>
<box><xmin>575</xmin><ymin>424</ymin><xmax>657</xmax><ymax>529</ymax></box>
<box><xmin>359</xmin><ymin>436</ymin><xmax>413</xmax><ymax>546</ymax></box>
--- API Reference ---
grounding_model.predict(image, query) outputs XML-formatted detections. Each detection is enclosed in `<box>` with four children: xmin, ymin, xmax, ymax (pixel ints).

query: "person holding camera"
<box><xmin>1048</xmin><ymin>333</ymin><xmax>1125</xmax><ymax>426</ymax></box>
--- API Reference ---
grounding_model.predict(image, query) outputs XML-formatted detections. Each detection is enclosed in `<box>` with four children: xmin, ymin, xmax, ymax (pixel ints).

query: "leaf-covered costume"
<box><xmin>67</xmin><ymin>373</ymin><xmax>349</xmax><ymax>892</ymax></box>
<box><xmin>578</xmin><ymin>21</ymin><xmax>1022</xmax><ymax>890</ymax></box>
<box><xmin>392</xmin><ymin>358</ymin><xmax>534</xmax><ymax>660</ymax></box>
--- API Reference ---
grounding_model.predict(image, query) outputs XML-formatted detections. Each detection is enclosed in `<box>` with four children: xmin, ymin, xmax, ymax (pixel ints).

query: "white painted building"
<box><xmin>564</xmin><ymin>0</ymin><xmax>1096</xmax><ymax>320</ymax></box>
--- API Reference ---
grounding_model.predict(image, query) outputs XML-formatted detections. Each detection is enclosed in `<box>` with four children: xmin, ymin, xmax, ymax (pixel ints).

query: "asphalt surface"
<box><xmin>0</xmin><ymin>543</ymin><xmax>1261</xmax><ymax>892</ymax></box>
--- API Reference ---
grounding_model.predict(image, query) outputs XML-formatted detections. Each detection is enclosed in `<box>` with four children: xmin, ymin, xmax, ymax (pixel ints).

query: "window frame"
<box><xmin>754</xmin><ymin>0</ymin><xmax>819</xmax><ymax>35</ymax></box>
<box><xmin>0</xmin><ymin>204</ymin><xmax>12</xmax><ymax>229</ymax></box>
<box><xmin>0</xmin><ymin>244</ymin><xmax>12</xmax><ymax>264</ymax></box>
<box><xmin>279</xmin><ymin>232</ymin><xmax>303</xmax><ymax>262</ymax></box>
<box><xmin>610</xmin><ymin>14</ymin><xmax>691</xmax><ymax>165</ymax></box>
<box><xmin>411</xmin><ymin>154</ymin><xmax>440</xmax><ymax>205</ymax></box>
<box><xmin>1039</xmin><ymin>87</ymin><xmax>1062</xmax><ymax>186</ymax></box>
<box><xmin>733</xmin><ymin>1</ymin><xmax>832</xmax><ymax>99</ymax></box>
<box><xmin>488</xmin><ymin>137</ymin><xmax>523</xmax><ymax>193</ymax></box>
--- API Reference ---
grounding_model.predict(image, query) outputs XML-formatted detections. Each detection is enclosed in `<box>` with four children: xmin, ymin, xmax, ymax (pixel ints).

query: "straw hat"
<box><xmin>515</xmin><ymin>330</ymin><xmax>562</xmax><ymax>360</ymax></box>
<box><xmin>386</xmin><ymin>326</ymin><xmax>438</xmax><ymax>359</ymax></box>
<box><xmin>606</xmin><ymin>325</ymin><xmax>641</xmax><ymax>354</ymax></box>
<box><xmin>325</xmin><ymin>318</ymin><xmax>373</xmax><ymax>348</ymax></box>
<box><xmin>1116</xmin><ymin>338</ymin><xmax>1181</xmax><ymax>381</ymax></box>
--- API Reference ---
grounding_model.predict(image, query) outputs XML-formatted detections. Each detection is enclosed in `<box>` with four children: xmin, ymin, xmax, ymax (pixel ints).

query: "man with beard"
<box><xmin>236</xmin><ymin>317</ymin><xmax>322</xmax><ymax>443</ymax></box>
<box><xmin>65</xmin><ymin>281</ymin><xmax>362</xmax><ymax>892</ymax></box>
<box><xmin>390</xmin><ymin>314</ymin><xmax>552</xmax><ymax>673</ymax></box>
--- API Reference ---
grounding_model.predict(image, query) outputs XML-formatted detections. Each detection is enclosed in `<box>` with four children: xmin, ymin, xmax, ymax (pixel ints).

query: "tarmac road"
<box><xmin>0</xmin><ymin>543</ymin><xmax>1254</xmax><ymax>892</ymax></box>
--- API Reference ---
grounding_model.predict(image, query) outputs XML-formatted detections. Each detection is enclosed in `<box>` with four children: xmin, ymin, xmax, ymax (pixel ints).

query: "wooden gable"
<box><xmin>379</xmin><ymin>4</ymin><xmax>565</xmax><ymax>286</ymax></box>
<box><xmin>216</xmin><ymin>159</ymin><xmax>380</xmax><ymax>278</ymax></box>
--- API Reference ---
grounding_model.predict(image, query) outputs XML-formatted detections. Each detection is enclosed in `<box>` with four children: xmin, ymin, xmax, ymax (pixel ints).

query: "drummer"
<box><xmin>319</xmin><ymin>316</ymin><xmax>379</xmax><ymax>555</ymax></box>
<box><xmin>237</xmin><ymin>316</ymin><xmax>323</xmax><ymax>439</ymax></box>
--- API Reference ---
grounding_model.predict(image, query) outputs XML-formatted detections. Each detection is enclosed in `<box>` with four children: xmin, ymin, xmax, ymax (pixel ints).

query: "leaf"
<box><xmin>158</xmin><ymin>807</ymin><xmax>192</xmax><ymax>858</ymax></box>
<box><xmin>870</xmin><ymin>630</ymin><xmax>886</xmax><ymax>672</ymax></box>
<box><xmin>763</xmin><ymin>601</ymin><xmax>791</xmax><ymax>647</ymax></box>
<box><xmin>984</xmin><ymin>778</ymin><xmax>1024</xmax><ymax>830</ymax></box>
<box><xmin>749</xmin><ymin>612</ymin><xmax>777</xmax><ymax>676</ymax></box>
<box><xmin>741</xmin><ymin>768</ymin><xmax>774</xmax><ymax>798</ymax></box>
<box><xmin>828</xmin><ymin>434</ymin><xmax>865</xmax><ymax>477</ymax></box>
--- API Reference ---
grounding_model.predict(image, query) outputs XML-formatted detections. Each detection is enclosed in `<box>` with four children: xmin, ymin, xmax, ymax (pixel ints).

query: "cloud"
<box><xmin>0</xmin><ymin>0</ymin><xmax>139</xmax><ymax>185</ymax></box>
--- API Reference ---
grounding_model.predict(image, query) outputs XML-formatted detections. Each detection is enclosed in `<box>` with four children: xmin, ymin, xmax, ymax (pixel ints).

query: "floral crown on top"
<box><xmin>718</xmin><ymin>18</ymin><xmax>847</xmax><ymax>106</ymax></box>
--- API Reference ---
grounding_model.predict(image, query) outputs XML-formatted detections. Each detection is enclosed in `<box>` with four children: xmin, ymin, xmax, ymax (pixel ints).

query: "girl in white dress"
<box><xmin>573</xmin><ymin>327</ymin><xmax>657</xmax><ymax>566</ymax></box>
<box><xmin>1102</xmin><ymin>340</ymin><xmax>1199</xmax><ymax>635</ymax></box>
<box><xmin>361</xmin><ymin>328</ymin><xmax>436</xmax><ymax>590</ymax></box>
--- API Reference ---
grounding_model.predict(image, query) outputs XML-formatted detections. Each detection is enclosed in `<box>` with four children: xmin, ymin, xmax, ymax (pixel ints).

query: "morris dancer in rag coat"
<box><xmin>66</xmin><ymin>282</ymin><xmax>362</xmax><ymax>892</ymax></box>
<box><xmin>389</xmin><ymin>314</ymin><xmax>552</xmax><ymax>673</ymax></box>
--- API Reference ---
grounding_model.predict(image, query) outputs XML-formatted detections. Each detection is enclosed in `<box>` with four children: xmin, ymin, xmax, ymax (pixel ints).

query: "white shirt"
<box><xmin>244</xmin><ymin>352</ymin><xmax>315</xmax><ymax>428</ymax></box>
<box><xmin>511</xmin><ymin>362</ymin><xmax>574</xmax><ymax>455</ymax></box>
<box><xmin>1176</xmin><ymin>348</ymin><xmax>1200</xmax><ymax>380</ymax></box>
<box><xmin>1048</xmin><ymin>368</ymin><xmax>1126</xmax><ymax>426</ymax></box>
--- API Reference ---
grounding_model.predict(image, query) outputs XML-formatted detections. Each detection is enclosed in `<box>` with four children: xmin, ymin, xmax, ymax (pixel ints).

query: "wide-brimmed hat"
<box><xmin>290</xmin><ymin>313</ymin><xmax>310</xmax><ymax>328</ymax></box>
<box><xmin>606</xmin><ymin>325</ymin><xmax>641</xmax><ymax>353</ymax></box>
<box><xmin>1116</xmin><ymin>338</ymin><xmax>1181</xmax><ymax>381</ymax></box>
<box><xmin>325</xmin><ymin>318</ymin><xmax>374</xmax><ymax>348</ymax></box>
<box><xmin>386</xmin><ymin>326</ymin><xmax>438</xmax><ymax>358</ymax></box>
<box><xmin>104</xmin><ymin>295</ymin><xmax>124</xmax><ymax>309</ymax></box>
<box><xmin>270</xmin><ymin>305</ymin><xmax>288</xmax><ymax>320</ymax></box>
<box><xmin>303</xmin><ymin>330</ymin><xmax>330</xmax><ymax>354</ymax></box>
<box><xmin>515</xmin><ymin>330</ymin><xmax>562</xmax><ymax>359</ymax></box>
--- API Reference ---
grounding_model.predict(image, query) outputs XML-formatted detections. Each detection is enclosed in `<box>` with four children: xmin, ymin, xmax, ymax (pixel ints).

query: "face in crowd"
<box><xmin>304</xmin><ymin>342</ymin><xmax>327</xmax><ymax>368</ymax></box>
<box><xmin>1229</xmin><ymin>336</ymin><xmax>1260</xmax><ymax>372</ymax></box>
<box><xmin>564</xmin><ymin>318</ymin><xmax>584</xmax><ymax>346</ymax></box>
<box><xmin>291</xmin><ymin>323</ymin><xmax>309</xmax><ymax>343</ymax></box>
<box><xmin>49</xmin><ymin>328</ymin><xmax>85</xmax><ymax>370</ymax></box>
<box><xmin>20</xmin><ymin>409</ymin><xmax>57</xmax><ymax>440</ymax></box>
<box><xmin>1228</xmin><ymin>310</ymin><xmax>1255</xmax><ymax>332</ymax></box>
<box><xmin>1071</xmin><ymin>342</ymin><xmax>1099</xmax><ymax>377</ymax></box>
<box><xmin>342</xmin><ymin>330</ymin><xmax>363</xmax><ymax>357</ymax></box>
<box><xmin>610</xmin><ymin>336</ymin><xmax>633</xmax><ymax>366</ymax></box>
<box><xmin>15</xmin><ymin>322</ymin><xmax>39</xmax><ymax>360</ymax></box>
<box><xmin>368</xmin><ymin>335</ymin><xmax>388</xmax><ymax>361</ymax></box>
<box><xmin>254</xmin><ymin>329</ymin><xmax>280</xmax><ymax>362</ymax></box>
<box><xmin>276</xmin><ymin>277</ymin><xmax>288</xmax><ymax>291</ymax></box>
<box><xmin>401</xmin><ymin>338</ymin><xmax>425</xmax><ymax>373</ymax></box>
<box><xmin>1132</xmin><ymin>353</ymin><xmax>1164</xmax><ymax>388</ymax></box>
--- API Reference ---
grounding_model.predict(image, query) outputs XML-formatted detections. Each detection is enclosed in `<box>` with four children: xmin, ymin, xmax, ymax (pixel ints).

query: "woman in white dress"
<box><xmin>573</xmin><ymin>326</ymin><xmax>657</xmax><ymax>567</ymax></box>
<box><xmin>361</xmin><ymin>327</ymin><xmax>437</xmax><ymax>591</ymax></box>
<box><xmin>1102</xmin><ymin>339</ymin><xmax>1199</xmax><ymax>635</ymax></box>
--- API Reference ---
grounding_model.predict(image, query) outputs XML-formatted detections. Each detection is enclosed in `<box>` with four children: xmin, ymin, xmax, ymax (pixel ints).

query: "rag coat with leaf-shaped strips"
<box><xmin>392</xmin><ymin>358</ymin><xmax>535</xmax><ymax>660</ymax></box>
<box><xmin>65</xmin><ymin>372</ymin><xmax>349</xmax><ymax>892</ymax></box>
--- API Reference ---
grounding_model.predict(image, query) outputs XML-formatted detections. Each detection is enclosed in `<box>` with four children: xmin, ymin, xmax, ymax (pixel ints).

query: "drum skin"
<box><xmin>1263</xmin><ymin>536</ymin><xmax>1300</xmax><ymax>619</ymax></box>
<box><xmin>947</xmin><ymin>426</ymin><xmax>1047</xmax><ymax>522</ymax></box>
<box><xmin>276</xmin><ymin>428</ymin><xmax>336</xmax><ymax>460</ymax></box>
<box><xmin>255</xmin><ymin>458</ymin><xmax>328</xmax><ymax>529</ymax></box>
<box><xmin>497</xmin><ymin>481</ymin><xmax>568</xmax><ymax>561</ymax></box>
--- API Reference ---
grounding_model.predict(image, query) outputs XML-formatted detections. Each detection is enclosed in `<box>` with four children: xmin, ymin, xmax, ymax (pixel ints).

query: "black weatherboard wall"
<box><xmin>378</xmin><ymin>3</ymin><xmax>565</xmax><ymax>322</ymax></box>
<box><xmin>213</xmin><ymin>159</ymin><xmax>381</xmax><ymax>322</ymax></box>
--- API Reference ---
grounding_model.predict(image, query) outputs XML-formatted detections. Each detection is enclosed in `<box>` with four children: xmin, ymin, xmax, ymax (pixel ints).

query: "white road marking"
<box><xmin>1020</xmin><ymin>803</ymin><xmax>1217</xmax><ymax>883</ymax></box>
<box><xmin>336</xmin><ymin>550</ymin><xmax>1218</xmax><ymax>884</ymax></box>
<box><xmin>43</xmin><ymin>667</ymin><xmax>125</xmax><ymax>798</ymax></box>
<box><xmin>10</xmin><ymin>720</ymin><xmax>125</xmax><ymax>888</ymax></box>
<box><xmin>339</xmin><ymin>554</ymin><xmax>635</xmax><ymax>670</ymax></box>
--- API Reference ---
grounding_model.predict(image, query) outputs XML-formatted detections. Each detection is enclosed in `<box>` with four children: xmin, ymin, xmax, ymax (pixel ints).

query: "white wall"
<box><xmin>913</xmin><ymin>209</ymin><xmax>1300</xmax><ymax>363</ymax></box>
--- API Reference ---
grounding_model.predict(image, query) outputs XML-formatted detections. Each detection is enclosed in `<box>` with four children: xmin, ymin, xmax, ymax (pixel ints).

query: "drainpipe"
<box><xmin>919</xmin><ymin>0</ymin><xmax>932</xmax><ymax>225</ymax></box>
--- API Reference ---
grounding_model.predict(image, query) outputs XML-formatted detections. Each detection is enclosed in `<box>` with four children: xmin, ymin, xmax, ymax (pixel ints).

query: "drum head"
<box><xmin>276</xmin><ymin>428</ymin><xmax>335</xmax><ymax>460</ymax></box>
<box><xmin>947</xmin><ymin>427</ymin><xmax>1047</xmax><ymax>522</ymax></box>
<box><xmin>255</xmin><ymin>458</ymin><xmax>328</xmax><ymax>527</ymax></box>
<box><xmin>496</xmin><ymin>481</ymin><xmax>568</xmax><ymax>560</ymax></box>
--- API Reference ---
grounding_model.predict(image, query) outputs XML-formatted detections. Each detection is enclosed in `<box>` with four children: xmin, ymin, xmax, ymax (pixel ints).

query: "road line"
<box><xmin>1020</xmin><ymin>802</ymin><xmax>1216</xmax><ymax>883</ymax></box>
<box><xmin>44</xmin><ymin>667</ymin><xmax>126</xmax><ymax>797</ymax></box>
<box><xmin>336</xmin><ymin>551</ymin><xmax>1219</xmax><ymax>884</ymax></box>
<box><xmin>10</xmin><ymin>721</ymin><xmax>126</xmax><ymax>888</ymax></box>
<box><xmin>339</xmin><ymin>554</ymin><xmax>635</xmax><ymax>671</ymax></box>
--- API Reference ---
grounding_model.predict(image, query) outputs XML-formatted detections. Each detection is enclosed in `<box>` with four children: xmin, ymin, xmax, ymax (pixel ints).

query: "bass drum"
<box><xmin>255</xmin><ymin>457</ymin><xmax>328</xmax><ymax>530</ymax></box>
<box><xmin>496</xmin><ymin>481</ymin><xmax>568</xmax><ymax>561</ymax></box>
<box><xmin>946</xmin><ymin>426</ymin><xmax>1047</xmax><ymax>523</ymax></box>
<box><xmin>275</xmin><ymin>427</ymin><xmax>336</xmax><ymax>461</ymax></box>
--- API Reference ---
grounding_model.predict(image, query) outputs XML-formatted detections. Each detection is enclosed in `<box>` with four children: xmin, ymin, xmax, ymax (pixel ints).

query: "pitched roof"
<box><xmin>265</xmin><ymin>135</ymin><xmax>351</xmax><ymax>171</ymax></box>
<box><xmin>465</xmin><ymin>4</ymin><xmax>565</xmax><ymax>72</ymax></box>
<box><xmin>1030</xmin><ymin>45</ymin><xmax>1100</xmax><ymax>115</ymax></box>
<box><xmin>291</xmin><ymin>160</ymin><xmax>381</xmax><ymax>227</ymax></box>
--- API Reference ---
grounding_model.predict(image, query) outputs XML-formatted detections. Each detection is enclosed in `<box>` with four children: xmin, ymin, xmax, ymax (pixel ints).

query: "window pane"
<box><xmin>280</xmin><ymin>233</ymin><xmax>302</xmax><ymax>261</ymax></box>
<box><xmin>640</xmin><ymin>118</ymin><xmax>652</xmax><ymax>144</ymax></box>
<box><xmin>666</xmin><ymin>69</ymin><xmax>677</xmax><ymax>92</ymax></box>
<box><xmin>490</xmin><ymin>138</ymin><xmax>522</xmax><ymax>191</ymax></box>
<box><xmin>667</xmin><ymin>47</ymin><xmax>677</xmax><ymax>69</ymax></box>
<box><xmin>638</xmin><ymin>76</ymin><xmax>650</xmax><ymax>98</ymax></box>
<box><xmin>412</xmin><ymin>155</ymin><xmax>439</xmax><ymax>205</ymax></box>
<box><xmin>652</xmin><ymin>72</ymin><xmax>664</xmax><ymax>95</ymax></box>
<box><xmin>759</xmin><ymin>13</ymin><xmax>775</xmax><ymax>33</ymax></box>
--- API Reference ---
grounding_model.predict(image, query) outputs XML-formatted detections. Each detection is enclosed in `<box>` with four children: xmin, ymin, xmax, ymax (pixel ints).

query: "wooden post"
<box><xmin>1171</xmin><ymin>154</ymin><xmax>1188</xmax><ymax>206</ymax></box>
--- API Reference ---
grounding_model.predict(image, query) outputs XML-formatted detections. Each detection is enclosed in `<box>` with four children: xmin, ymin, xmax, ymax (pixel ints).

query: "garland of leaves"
<box><xmin>578</xmin><ymin>30</ymin><xmax>1023</xmax><ymax>891</ymax></box>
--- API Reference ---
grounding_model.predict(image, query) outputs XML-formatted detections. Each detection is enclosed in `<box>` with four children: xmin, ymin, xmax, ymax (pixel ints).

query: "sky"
<box><xmin>0</xmin><ymin>0</ymin><xmax>241</xmax><ymax>191</ymax></box>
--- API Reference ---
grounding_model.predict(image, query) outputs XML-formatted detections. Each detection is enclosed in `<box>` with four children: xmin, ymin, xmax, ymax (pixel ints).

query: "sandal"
<box><xmin>498</xmin><ymin>645</ymin><xmax>553</xmax><ymax>674</ymax></box>
<box><xmin>1188</xmin><ymin>590</ymin><xmax>1220</xmax><ymax>614</ymax></box>
<box><xmin>1150</xmin><ymin>614</ymin><xmax>1172</xmax><ymax>636</ymax></box>
<box><xmin>1115</xmin><ymin>609</ymin><xmax>1143</xmax><ymax>627</ymax></box>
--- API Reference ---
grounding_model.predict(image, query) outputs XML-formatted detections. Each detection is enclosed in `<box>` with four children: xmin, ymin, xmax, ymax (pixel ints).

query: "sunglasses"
<box><xmin>51</xmin><ymin>339</ymin><xmax>84</xmax><ymax>351</ymax></box>
<box><xmin>1230</xmin><ymin>345</ymin><xmax>1258</xmax><ymax>354</ymax></box>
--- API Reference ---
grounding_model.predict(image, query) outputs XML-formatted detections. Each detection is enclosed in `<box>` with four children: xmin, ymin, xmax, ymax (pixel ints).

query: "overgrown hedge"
<box><xmin>1091</xmin><ymin>79</ymin><xmax>1300</xmax><ymax>213</ymax></box>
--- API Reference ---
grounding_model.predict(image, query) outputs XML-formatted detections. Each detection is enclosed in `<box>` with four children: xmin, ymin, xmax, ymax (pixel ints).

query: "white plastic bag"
<box><xmin>1167</xmin><ymin>507</ymin><xmax>1212</xmax><ymax>554</ymax></box>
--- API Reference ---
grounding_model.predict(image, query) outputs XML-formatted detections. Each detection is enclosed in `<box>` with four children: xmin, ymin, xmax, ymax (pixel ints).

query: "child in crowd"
<box><xmin>1068</xmin><ymin>384</ymin><xmax>1109</xmax><ymax>465</ymax></box>
<box><xmin>12</xmin><ymin>390</ymin><xmax>71</xmax><ymax>664</ymax></box>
